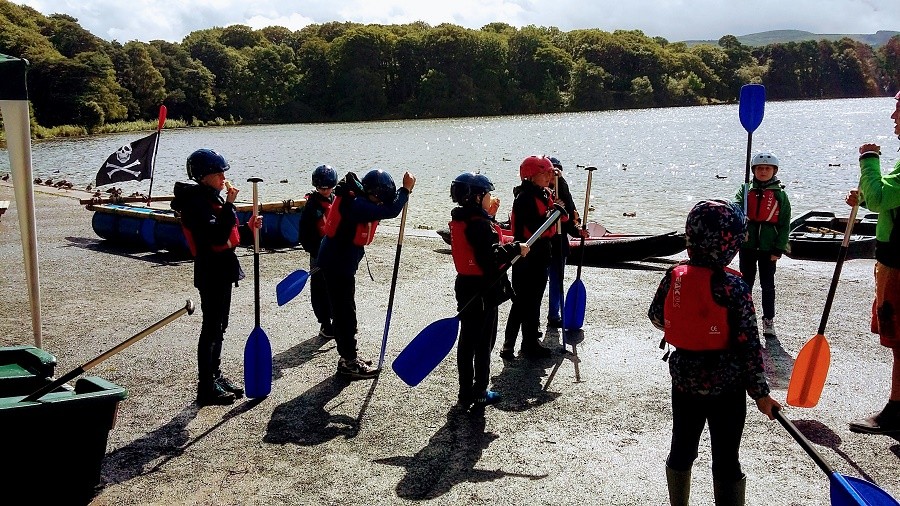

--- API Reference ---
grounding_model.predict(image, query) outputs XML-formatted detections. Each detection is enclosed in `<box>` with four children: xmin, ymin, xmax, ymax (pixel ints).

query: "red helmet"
<box><xmin>519</xmin><ymin>155</ymin><xmax>554</xmax><ymax>180</ymax></box>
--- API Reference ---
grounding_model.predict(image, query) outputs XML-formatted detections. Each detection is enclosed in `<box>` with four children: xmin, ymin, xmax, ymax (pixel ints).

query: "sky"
<box><xmin>15</xmin><ymin>0</ymin><xmax>900</xmax><ymax>44</ymax></box>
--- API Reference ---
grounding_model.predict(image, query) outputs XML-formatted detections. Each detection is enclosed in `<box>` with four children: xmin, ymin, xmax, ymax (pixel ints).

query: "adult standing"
<box><xmin>846</xmin><ymin>91</ymin><xmax>900</xmax><ymax>435</ymax></box>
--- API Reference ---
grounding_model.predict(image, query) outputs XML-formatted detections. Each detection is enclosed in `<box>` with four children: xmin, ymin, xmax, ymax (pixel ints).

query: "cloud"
<box><xmin>15</xmin><ymin>0</ymin><xmax>900</xmax><ymax>43</ymax></box>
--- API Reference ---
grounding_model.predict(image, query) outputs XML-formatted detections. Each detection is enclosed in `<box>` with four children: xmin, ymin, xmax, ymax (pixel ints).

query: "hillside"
<box><xmin>685</xmin><ymin>29</ymin><xmax>899</xmax><ymax>47</ymax></box>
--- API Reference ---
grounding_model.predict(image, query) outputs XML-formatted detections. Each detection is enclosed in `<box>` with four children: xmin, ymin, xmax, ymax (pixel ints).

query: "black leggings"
<box><xmin>667</xmin><ymin>388</ymin><xmax>746</xmax><ymax>481</ymax></box>
<box><xmin>457</xmin><ymin>301</ymin><xmax>499</xmax><ymax>399</ymax></box>
<box><xmin>739</xmin><ymin>249</ymin><xmax>777</xmax><ymax>319</ymax></box>
<box><xmin>197</xmin><ymin>283</ymin><xmax>232</xmax><ymax>385</ymax></box>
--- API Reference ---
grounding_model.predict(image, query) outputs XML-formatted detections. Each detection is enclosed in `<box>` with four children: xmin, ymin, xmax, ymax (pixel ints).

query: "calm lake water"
<box><xmin>3</xmin><ymin>97</ymin><xmax>897</xmax><ymax>233</ymax></box>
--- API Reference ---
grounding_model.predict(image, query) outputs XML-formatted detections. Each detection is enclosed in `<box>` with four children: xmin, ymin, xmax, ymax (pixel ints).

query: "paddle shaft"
<box><xmin>378</xmin><ymin>201</ymin><xmax>409</xmax><ymax>369</ymax></box>
<box><xmin>773</xmin><ymin>407</ymin><xmax>833</xmax><ymax>476</ymax></box>
<box><xmin>22</xmin><ymin>300</ymin><xmax>195</xmax><ymax>402</ymax></box>
<box><xmin>457</xmin><ymin>209</ymin><xmax>562</xmax><ymax>316</ymax></box>
<box><xmin>555</xmin><ymin>174</ymin><xmax>566</xmax><ymax>330</ymax></box>
<box><xmin>817</xmin><ymin>203</ymin><xmax>859</xmax><ymax>334</ymax></box>
<box><xmin>249</xmin><ymin>177</ymin><xmax>262</xmax><ymax>328</ymax></box>
<box><xmin>575</xmin><ymin>166</ymin><xmax>596</xmax><ymax>280</ymax></box>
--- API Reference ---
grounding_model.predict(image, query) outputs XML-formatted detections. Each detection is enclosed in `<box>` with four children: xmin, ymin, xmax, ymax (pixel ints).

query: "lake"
<box><xmin>3</xmin><ymin>96</ymin><xmax>896</xmax><ymax>233</ymax></box>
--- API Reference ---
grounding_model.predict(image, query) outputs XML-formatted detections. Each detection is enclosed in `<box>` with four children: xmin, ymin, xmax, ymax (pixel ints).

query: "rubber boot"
<box><xmin>665</xmin><ymin>466</ymin><xmax>691</xmax><ymax>506</ymax></box>
<box><xmin>713</xmin><ymin>474</ymin><xmax>746</xmax><ymax>506</ymax></box>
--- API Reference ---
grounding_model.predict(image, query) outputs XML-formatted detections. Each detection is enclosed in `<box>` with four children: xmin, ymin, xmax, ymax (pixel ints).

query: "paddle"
<box><xmin>21</xmin><ymin>300</ymin><xmax>195</xmax><ymax>402</ymax></box>
<box><xmin>738</xmin><ymin>84</ymin><xmax>766</xmax><ymax>219</ymax></box>
<box><xmin>773</xmin><ymin>406</ymin><xmax>899</xmax><ymax>505</ymax></box>
<box><xmin>276</xmin><ymin>267</ymin><xmax>317</xmax><ymax>306</ymax></box>
<box><xmin>378</xmin><ymin>201</ymin><xmax>409</xmax><ymax>370</ymax></box>
<box><xmin>563</xmin><ymin>165</ymin><xmax>597</xmax><ymax>331</ymax></box>
<box><xmin>392</xmin><ymin>209</ymin><xmax>562</xmax><ymax>387</ymax></box>
<box><xmin>244</xmin><ymin>177</ymin><xmax>272</xmax><ymax>399</ymax></box>
<box><xmin>786</xmin><ymin>203</ymin><xmax>860</xmax><ymax>408</ymax></box>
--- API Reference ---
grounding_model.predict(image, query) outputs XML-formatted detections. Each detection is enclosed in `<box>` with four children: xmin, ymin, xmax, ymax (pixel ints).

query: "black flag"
<box><xmin>95</xmin><ymin>132</ymin><xmax>158</xmax><ymax>187</ymax></box>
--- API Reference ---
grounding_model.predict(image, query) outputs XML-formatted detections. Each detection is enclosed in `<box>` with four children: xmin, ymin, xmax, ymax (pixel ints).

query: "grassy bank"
<box><xmin>0</xmin><ymin>115</ymin><xmax>242</xmax><ymax>146</ymax></box>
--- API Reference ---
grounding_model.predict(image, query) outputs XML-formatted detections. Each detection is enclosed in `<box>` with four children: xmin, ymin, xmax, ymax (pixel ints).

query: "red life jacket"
<box><xmin>663</xmin><ymin>264</ymin><xmax>730</xmax><ymax>351</ymax></box>
<box><xmin>747</xmin><ymin>188</ymin><xmax>780</xmax><ymax>223</ymax></box>
<box><xmin>450</xmin><ymin>217</ymin><xmax>504</xmax><ymax>275</ymax></box>
<box><xmin>315</xmin><ymin>198</ymin><xmax>332</xmax><ymax>238</ymax></box>
<box><xmin>511</xmin><ymin>193</ymin><xmax>558</xmax><ymax>240</ymax></box>
<box><xmin>181</xmin><ymin>203</ymin><xmax>241</xmax><ymax>257</ymax></box>
<box><xmin>323</xmin><ymin>194</ymin><xmax>379</xmax><ymax>246</ymax></box>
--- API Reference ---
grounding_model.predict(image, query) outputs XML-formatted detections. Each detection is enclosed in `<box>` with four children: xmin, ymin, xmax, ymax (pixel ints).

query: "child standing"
<box><xmin>734</xmin><ymin>152</ymin><xmax>791</xmax><ymax>338</ymax></box>
<box><xmin>318</xmin><ymin>168</ymin><xmax>415</xmax><ymax>380</ymax></box>
<box><xmin>649</xmin><ymin>199</ymin><xmax>779</xmax><ymax>506</ymax></box>
<box><xmin>449</xmin><ymin>172</ymin><xmax>528</xmax><ymax>410</ymax></box>
<box><xmin>171</xmin><ymin>148</ymin><xmax>262</xmax><ymax>406</ymax></box>
<box><xmin>546</xmin><ymin>156</ymin><xmax>583</xmax><ymax>328</ymax></box>
<box><xmin>502</xmin><ymin>155</ymin><xmax>567</xmax><ymax>359</ymax></box>
<box><xmin>298</xmin><ymin>164</ymin><xmax>338</xmax><ymax>339</ymax></box>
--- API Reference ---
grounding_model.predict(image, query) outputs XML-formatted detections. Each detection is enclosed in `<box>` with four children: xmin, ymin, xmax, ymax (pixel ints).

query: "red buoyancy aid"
<box><xmin>182</xmin><ymin>203</ymin><xmax>241</xmax><ymax>257</ymax></box>
<box><xmin>450</xmin><ymin>217</ymin><xmax>504</xmax><ymax>275</ymax></box>
<box><xmin>323</xmin><ymin>194</ymin><xmax>379</xmax><ymax>246</ymax></box>
<box><xmin>316</xmin><ymin>198</ymin><xmax>332</xmax><ymax>237</ymax></box>
<box><xmin>747</xmin><ymin>188</ymin><xmax>780</xmax><ymax>223</ymax></box>
<box><xmin>663</xmin><ymin>264</ymin><xmax>730</xmax><ymax>351</ymax></box>
<box><xmin>511</xmin><ymin>193</ymin><xmax>558</xmax><ymax>240</ymax></box>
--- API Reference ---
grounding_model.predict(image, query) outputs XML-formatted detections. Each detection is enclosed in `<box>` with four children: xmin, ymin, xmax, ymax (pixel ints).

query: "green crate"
<box><xmin>0</xmin><ymin>345</ymin><xmax>56</xmax><ymax>397</ymax></box>
<box><xmin>0</xmin><ymin>375</ymin><xmax>127</xmax><ymax>503</ymax></box>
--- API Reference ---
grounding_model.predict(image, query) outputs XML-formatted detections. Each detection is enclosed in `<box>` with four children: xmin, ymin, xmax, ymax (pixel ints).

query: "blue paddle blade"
<box><xmin>564</xmin><ymin>279</ymin><xmax>586</xmax><ymax>330</ymax></box>
<box><xmin>392</xmin><ymin>317</ymin><xmax>460</xmax><ymax>387</ymax></box>
<box><xmin>739</xmin><ymin>84</ymin><xmax>766</xmax><ymax>133</ymax></box>
<box><xmin>831</xmin><ymin>473</ymin><xmax>900</xmax><ymax>506</ymax></box>
<box><xmin>276</xmin><ymin>269</ymin><xmax>309</xmax><ymax>306</ymax></box>
<box><xmin>244</xmin><ymin>326</ymin><xmax>272</xmax><ymax>398</ymax></box>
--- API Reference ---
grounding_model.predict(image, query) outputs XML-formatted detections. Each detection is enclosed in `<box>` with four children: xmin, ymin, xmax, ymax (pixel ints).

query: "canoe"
<box><xmin>785</xmin><ymin>210</ymin><xmax>878</xmax><ymax>261</ymax></box>
<box><xmin>437</xmin><ymin>222</ymin><xmax>687</xmax><ymax>266</ymax></box>
<box><xmin>87</xmin><ymin>199</ymin><xmax>306</xmax><ymax>255</ymax></box>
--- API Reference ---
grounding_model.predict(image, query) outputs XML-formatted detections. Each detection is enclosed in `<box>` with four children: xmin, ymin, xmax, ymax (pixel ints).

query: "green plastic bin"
<box><xmin>0</xmin><ymin>366</ymin><xmax>127</xmax><ymax>504</ymax></box>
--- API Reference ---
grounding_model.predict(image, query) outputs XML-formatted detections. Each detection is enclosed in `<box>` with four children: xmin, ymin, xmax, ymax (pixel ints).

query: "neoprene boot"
<box><xmin>665</xmin><ymin>466</ymin><xmax>691</xmax><ymax>506</ymax></box>
<box><xmin>713</xmin><ymin>474</ymin><xmax>746</xmax><ymax>506</ymax></box>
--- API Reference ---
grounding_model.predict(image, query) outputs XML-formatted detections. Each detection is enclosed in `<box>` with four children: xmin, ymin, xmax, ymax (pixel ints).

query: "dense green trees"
<box><xmin>2</xmin><ymin>1</ymin><xmax>899</xmax><ymax>133</ymax></box>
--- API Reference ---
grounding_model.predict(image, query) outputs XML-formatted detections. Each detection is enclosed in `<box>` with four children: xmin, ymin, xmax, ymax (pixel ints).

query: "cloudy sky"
<box><xmin>15</xmin><ymin>0</ymin><xmax>900</xmax><ymax>43</ymax></box>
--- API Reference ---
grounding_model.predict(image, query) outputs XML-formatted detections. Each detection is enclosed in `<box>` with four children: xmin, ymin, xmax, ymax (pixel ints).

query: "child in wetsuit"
<box><xmin>298</xmin><ymin>164</ymin><xmax>338</xmax><ymax>339</ymax></box>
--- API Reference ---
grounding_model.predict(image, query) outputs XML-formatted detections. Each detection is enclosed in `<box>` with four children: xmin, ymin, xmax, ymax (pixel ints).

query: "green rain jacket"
<box><xmin>859</xmin><ymin>154</ymin><xmax>900</xmax><ymax>268</ymax></box>
<box><xmin>735</xmin><ymin>177</ymin><xmax>792</xmax><ymax>255</ymax></box>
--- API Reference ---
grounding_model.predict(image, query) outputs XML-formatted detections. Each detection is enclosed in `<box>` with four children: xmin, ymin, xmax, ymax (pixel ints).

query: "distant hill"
<box><xmin>684</xmin><ymin>29</ymin><xmax>899</xmax><ymax>47</ymax></box>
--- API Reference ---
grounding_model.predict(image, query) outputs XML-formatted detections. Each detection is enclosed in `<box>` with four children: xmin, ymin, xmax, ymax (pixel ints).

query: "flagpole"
<box><xmin>146</xmin><ymin>105</ymin><xmax>167</xmax><ymax>206</ymax></box>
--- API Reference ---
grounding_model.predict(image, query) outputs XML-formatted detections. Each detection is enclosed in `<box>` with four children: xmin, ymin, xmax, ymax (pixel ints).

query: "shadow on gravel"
<box><xmin>100</xmin><ymin>398</ymin><xmax>263</xmax><ymax>488</ymax></box>
<box><xmin>761</xmin><ymin>334</ymin><xmax>795</xmax><ymax>389</ymax></box>
<box><xmin>263</xmin><ymin>376</ymin><xmax>354</xmax><ymax>445</ymax></box>
<box><xmin>272</xmin><ymin>335</ymin><xmax>336</xmax><ymax>381</ymax></box>
<box><xmin>793</xmin><ymin>419</ymin><xmax>881</xmax><ymax>482</ymax></box>
<box><xmin>64</xmin><ymin>236</ymin><xmax>191</xmax><ymax>266</ymax></box>
<box><xmin>375</xmin><ymin>407</ymin><xmax>548</xmax><ymax>500</ymax></box>
<box><xmin>491</xmin><ymin>336</ymin><xmax>562</xmax><ymax>412</ymax></box>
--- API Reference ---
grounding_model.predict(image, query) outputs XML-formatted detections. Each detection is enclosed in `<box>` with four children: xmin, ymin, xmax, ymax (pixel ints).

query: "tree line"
<box><xmin>1</xmin><ymin>1</ymin><xmax>899</xmax><ymax>134</ymax></box>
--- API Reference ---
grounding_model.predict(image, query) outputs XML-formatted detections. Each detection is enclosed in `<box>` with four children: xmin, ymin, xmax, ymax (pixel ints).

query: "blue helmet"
<box><xmin>312</xmin><ymin>164</ymin><xmax>338</xmax><ymax>188</ymax></box>
<box><xmin>548</xmin><ymin>156</ymin><xmax>563</xmax><ymax>170</ymax></box>
<box><xmin>361</xmin><ymin>169</ymin><xmax>396</xmax><ymax>203</ymax></box>
<box><xmin>451</xmin><ymin>172</ymin><xmax>494</xmax><ymax>204</ymax></box>
<box><xmin>186</xmin><ymin>149</ymin><xmax>229</xmax><ymax>182</ymax></box>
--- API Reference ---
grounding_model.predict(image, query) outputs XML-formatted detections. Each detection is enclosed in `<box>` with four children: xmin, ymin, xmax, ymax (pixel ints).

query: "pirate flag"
<box><xmin>95</xmin><ymin>132</ymin><xmax>158</xmax><ymax>187</ymax></box>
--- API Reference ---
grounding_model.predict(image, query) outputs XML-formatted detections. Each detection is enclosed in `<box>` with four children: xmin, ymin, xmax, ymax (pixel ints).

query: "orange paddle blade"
<box><xmin>786</xmin><ymin>334</ymin><xmax>831</xmax><ymax>408</ymax></box>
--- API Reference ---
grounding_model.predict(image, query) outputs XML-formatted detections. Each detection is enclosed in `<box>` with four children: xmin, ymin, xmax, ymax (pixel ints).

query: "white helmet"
<box><xmin>751</xmin><ymin>152</ymin><xmax>779</xmax><ymax>169</ymax></box>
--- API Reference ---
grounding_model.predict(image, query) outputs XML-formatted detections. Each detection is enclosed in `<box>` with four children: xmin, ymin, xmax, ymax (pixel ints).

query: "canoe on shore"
<box><xmin>437</xmin><ymin>223</ymin><xmax>687</xmax><ymax>266</ymax></box>
<box><xmin>785</xmin><ymin>210</ymin><xmax>878</xmax><ymax>261</ymax></box>
<box><xmin>86</xmin><ymin>199</ymin><xmax>306</xmax><ymax>255</ymax></box>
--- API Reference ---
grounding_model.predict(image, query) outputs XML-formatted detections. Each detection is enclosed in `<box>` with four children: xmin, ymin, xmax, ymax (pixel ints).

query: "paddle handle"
<box><xmin>773</xmin><ymin>407</ymin><xmax>834</xmax><ymax>477</ymax></box>
<box><xmin>248</xmin><ymin>177</ymin><xmax>262</xmax><ymax>327</ymax></box>
<box><xmin>22</xmin><ymin>300</ymin><xmax>195</xmax><ymax>402</ymax></box>
<box><xmin>379</xmin><ymin>201</ymin><xmax>409</xmax><ymax>369</ymax></box>
<box><xmin>817</xmin><ymin>203</ymin><xmax>859</xmax><ymax>334</ymax></box>
<box><xmin>576</xmin><ymin>166</ymin><xmax>596</xmax><ymax>280</ymax></box>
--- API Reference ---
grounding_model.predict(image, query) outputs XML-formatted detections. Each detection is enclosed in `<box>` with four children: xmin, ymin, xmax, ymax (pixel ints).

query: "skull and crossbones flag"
<box><xmin>95</xmin><ymin>132</ymin><xmax>158</xmax><ymax>187</ymax></box>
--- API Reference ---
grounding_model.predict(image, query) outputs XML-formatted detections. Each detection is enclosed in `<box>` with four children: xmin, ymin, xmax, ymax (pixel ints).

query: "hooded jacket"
<box><xmin>648</xmin><ymin>200</ymin><xmax>770</xmax><ymax>399</ymax></box>
<box><xmin>734</xmin><ymin>177</ymin><xmax>791</xmax><ymax>255</ymax></box>
<box><xmin>171</xmin><ymin>181</ymin><xmax>245</xmax><ymax>289</ymax></box>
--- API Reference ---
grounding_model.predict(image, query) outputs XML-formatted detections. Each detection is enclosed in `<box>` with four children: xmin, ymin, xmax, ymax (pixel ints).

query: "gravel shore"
<box><xmin>0</xmin><ymin>182</ymin><xmax>898</xmax><ymax>505</ymax></box>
